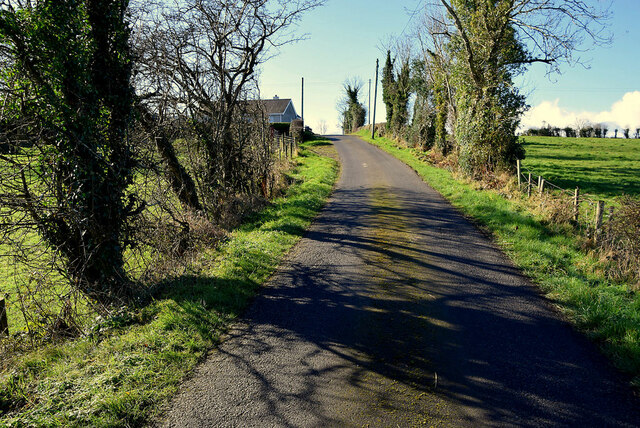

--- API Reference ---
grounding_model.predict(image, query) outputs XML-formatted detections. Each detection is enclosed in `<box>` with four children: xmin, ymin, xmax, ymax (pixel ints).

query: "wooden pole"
<box><xmin>368</xmin><ymin>79</ymin><xmax>371</xmax><ymax>125</ymax></box>
<box><xmin>0</xmin><ymin>297</ymin><xmax>7</xmax><ymax>337</ymax></box>
<box><xmin>371</xmin><ymin>59</ymin><xmax>379</xmax><ymax>140</ymax></box>
<box><xmin>573</xmin><ymin>187</ymin><xmax>580</xmax><ymax>222</ymax></box>
<box><xmin>527</xmin><ymin>173</ymin><xmax>532</xmax><ymax>197</ymax></box>
<box><xmin>607</xmin><ymin>206</ymin><xmax>615</xmax><ymax>235</ymax></box>
<box><xmin>537</xmin><ymin>176</ymin><xmax>542</xmax><ymax>191</ymax></box>
<box><xmin>539</xmin><ymin>178</ymin><xmax>545</xmax><ymax>195</ymax></box>
<box><xmin>595</xmin><ymin>200</ymin><xmax>605</xmax><ymax>242</ymax></box>
<box><xmin>516</xmin><ymin>159</ymin><xmax>521</xmax><ymax>187</ymax></box>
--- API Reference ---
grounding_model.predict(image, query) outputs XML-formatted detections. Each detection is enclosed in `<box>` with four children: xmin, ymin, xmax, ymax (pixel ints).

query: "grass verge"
<box><xmin>355</xmin><ymin>129</ymin><xmax>640</xmax><ymax>388</ymax></box>
<box><xmin>0</xmin><ymin>138</ymin><xmax>339</xmax><ymax>427</ymax></box>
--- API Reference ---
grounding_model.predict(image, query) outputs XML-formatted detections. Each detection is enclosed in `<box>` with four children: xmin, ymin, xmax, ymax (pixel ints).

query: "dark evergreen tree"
<box><xmin>381</xmin><ymin>50</ymin><xmax>396</xmax><ymax>130</ymax></box>
<box><xmin>391</xmin><ymin>58</ymin><xmax>411</xmax><ymax>134</ymax></box>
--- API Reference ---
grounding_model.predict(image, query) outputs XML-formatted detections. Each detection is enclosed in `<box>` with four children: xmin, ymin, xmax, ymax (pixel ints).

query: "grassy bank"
<box><xmin>521</xmin><ymin>135</ymin><xmax>640</xmax><ymax>201</ymax></box>
<box><xmin>355</xmin><ymin>129</ymin><xmax>640</xmax><ymax>388</ymax></box>
<box><xmin>0</xmin><ymin>138</ymin><xmax>339</xmax><ymax>427</ymax></box>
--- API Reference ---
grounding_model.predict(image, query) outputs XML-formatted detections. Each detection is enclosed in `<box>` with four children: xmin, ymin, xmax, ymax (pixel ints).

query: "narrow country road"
<box><xmin>160</xmin><ymin>135</ymin><xmax>640</xmax><ymax>427</ymax></box>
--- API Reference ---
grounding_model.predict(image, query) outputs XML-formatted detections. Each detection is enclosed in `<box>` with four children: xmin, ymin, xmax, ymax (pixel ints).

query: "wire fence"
<box><xmin>515</xmin><ymin>159</ymin><xmax>613</xmax><ymax>241</ymax></box>
<box><xmin>275</xmin><ymin>134</ymin><xmax>298</xmax><ymax>160</ymax></box>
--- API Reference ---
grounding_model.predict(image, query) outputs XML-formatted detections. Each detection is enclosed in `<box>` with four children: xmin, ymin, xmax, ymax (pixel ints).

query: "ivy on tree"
<box><xmin>0</xmin><ymin>0</ymin><xmax>141</xmax><ymax>304</ymax></box>
<box><xmin>340</xmin><ymin>79</ymin><xmax>366</xmax><ymax>134</ymax></box>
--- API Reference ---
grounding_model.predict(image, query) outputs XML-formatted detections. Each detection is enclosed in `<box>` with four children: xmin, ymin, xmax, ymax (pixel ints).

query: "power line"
<box><xmin>261</xmin><ymin>80</ymin><xmax>342</xmax><ymax>86</ymax></box>
<box><xmin>400</xmin><ymin>0</ymin><xmax>425</xmax><ymax>37</ymax></box>
<box><xmin>534</xmin><ymin>88</ymin><xmax>638</xmax><ymax>93</ymax></box>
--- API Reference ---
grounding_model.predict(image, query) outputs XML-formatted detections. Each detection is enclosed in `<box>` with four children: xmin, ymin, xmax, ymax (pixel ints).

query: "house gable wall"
<box><xmin>264</xmin><ymin>99</ymin><xmax>298</xmax><ymax>123</ymax></box>
<box><xmin>282</xmin><ymin>102</ymin><xmax>298</xmax><ymax>123</ymax></box>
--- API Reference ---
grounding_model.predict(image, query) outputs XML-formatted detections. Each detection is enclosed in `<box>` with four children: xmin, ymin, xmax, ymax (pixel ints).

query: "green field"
<box><xmin>521</xmin><ymin>136</ymin><xmax>640</xmax><ymax>201</ymax></box>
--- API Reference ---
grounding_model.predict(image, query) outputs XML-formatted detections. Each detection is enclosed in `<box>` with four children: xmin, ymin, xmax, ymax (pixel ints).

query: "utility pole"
<box><xmin>368</xmin><ymin>79</ymin><xmax>371</xmax><ymax>125</ymax></box>
<box><xmin>371</xmin><ymin>59</ymin><xmax>379</xmax><ymax>140</ymax></box>
<box><xmin>301</xmin><ymin>77</ymin><xmax>304</xmax><ymax>122</ymax></box>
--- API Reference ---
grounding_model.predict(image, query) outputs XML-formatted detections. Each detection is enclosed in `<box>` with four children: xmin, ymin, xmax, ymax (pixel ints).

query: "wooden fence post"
<box><xmin>0</xmin><ymin>297</ymin><xmax>8</xmax><ymax>337</ymax></box>
<box><xmin>539</xmin><ymin>178</ymin><xmax>545</xmax><ymax>196</ymax></box>
<box><xmin>595</xmin><ymin>200</ymin><xmax>605</xmax><ymax>242</ymax></box>
<box><xmin>537</xmin><ymin>176</ymin><xmax>542</xmax><ymax>192</ymax></box>
<box><xmin>516</xmin><ymin>159</ymin><xmax>521</xmax><ymax>187</ymax></box>
<box><xmin>573</xmin><ymin>187</ymin><xmax>580</xmax><ymax>222</ymax></box>
<box><xmin>527</xmin><ymin>173</ymin><xmax>532</xmax><ymax>197</ymax></box>
<box><xmin>607</xmin><ymin>206</ymin><xmax>615</xmax><ymax>236</ymax></box>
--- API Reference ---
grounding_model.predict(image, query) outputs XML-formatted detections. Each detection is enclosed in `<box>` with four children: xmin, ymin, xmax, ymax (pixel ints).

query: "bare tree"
<box><xmin>317</xmin><ymin>120</ymin><xmax>328</xmax><ymax>135</ymax></box>
<box><xmin>437</xmin><ymin>0</ymin><xmax>611</xmax><ymax>75</ymax></box>
<box><xmin>130</xmin><ymin>5</ymin><xmax>204</xmax><ymax>213</ymax></box>
<box><xmin>132</xmin><ymin>0</ymin><xmax>324</xmax><ymax>218</ymax></box>
<box><xmin>574</xmin><ymin>117</ymin><xmax>589</xmax><ymax>137</ymax></box>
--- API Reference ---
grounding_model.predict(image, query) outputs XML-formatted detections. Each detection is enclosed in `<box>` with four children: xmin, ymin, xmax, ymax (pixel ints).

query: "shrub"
<box><xmin>602</xmin><ymin>196</ymin><xmax>640</xmax><ymax>287</ymax></box>
<box><xmin>455</xmin><ymin>94</ymin><xmax>525</xmax><ymax>176</ymax></box>
<box><xmin>290</xmin><ymin>119</ymin><xmax>304</xmax><ymax>142</ymax></box>
<box><xmin>271</xmin><ymin>122</ymin><xmax>291</xmax><ymax>134</ymax></box>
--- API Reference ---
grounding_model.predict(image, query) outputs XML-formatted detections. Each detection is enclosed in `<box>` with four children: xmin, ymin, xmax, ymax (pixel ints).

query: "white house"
<box><xmin>261</xmin><ymin>96</ymin><xmax>299</xmax><ymax>123</ymax></box>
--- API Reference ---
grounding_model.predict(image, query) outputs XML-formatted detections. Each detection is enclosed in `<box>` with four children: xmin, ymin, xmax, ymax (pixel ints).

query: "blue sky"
<box><xmin>258</xmin><ymin>0</ymin><xmax>640</xmax><ymax>134</ymax></box>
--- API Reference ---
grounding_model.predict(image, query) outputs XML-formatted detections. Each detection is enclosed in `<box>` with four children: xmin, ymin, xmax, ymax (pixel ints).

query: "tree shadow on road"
<box><xmin>204</xmin><ymin>184</ymin><xmax>640</xmax><ymax>427</ymax></box>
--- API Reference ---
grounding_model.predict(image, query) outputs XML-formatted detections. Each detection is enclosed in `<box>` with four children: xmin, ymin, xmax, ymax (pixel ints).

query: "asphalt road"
<box><xmin>160</xmin><ymin>135</ymin><xmax>640</xmax><ymax>427</ymax></box>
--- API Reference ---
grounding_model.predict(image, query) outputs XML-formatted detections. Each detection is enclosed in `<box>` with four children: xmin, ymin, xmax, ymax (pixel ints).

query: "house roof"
<box><xmin>241</xmin><ymin>98</ymin><xmax>298</xmax><ymax>120</ymax></box>
<box><xmin>261</xmin><ymin>98</ymin><xmax>292</xmax><ymax>115</ymax></box>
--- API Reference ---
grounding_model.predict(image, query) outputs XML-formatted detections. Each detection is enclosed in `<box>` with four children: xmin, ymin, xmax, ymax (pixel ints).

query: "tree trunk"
<box><xmin>137</xmin><ymin>104</ymin><xmax>203</xmax><ymax>212</ymax></box>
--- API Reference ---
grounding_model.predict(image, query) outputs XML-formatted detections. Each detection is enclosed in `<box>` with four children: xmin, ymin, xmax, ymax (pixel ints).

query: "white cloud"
<box><xmin>520</xmin><ymin>91</ymin><xmax>640</xmax><ymax>133</ymax></box>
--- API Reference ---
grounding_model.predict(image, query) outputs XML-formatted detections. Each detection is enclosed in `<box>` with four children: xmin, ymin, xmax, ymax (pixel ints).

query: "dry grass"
<box><xmin>599</xmin><ymin>196</ymin><xmax>640</xmax><ymax>288</ymax></box>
